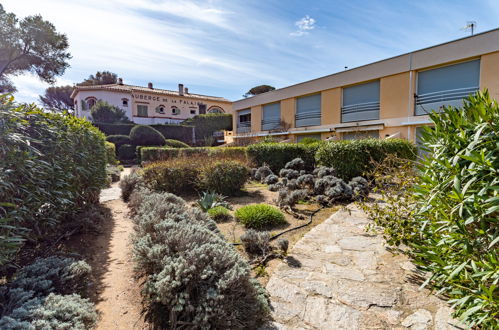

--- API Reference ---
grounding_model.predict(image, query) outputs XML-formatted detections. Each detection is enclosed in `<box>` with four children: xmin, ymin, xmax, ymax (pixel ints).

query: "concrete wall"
<box><xmin>281</xmin><ymin>98</ymin><xmax>296</xmax><ymax>128</ymax></box>
<box><xmin>251</xmin><ymin>105</ymin><xmax>262</xmax><ymax>133</ymax></box>
<box><xmin>480</xmin><ymin>51</ymin><xmax>499</xmax><ymax>100</ymax></box>
<box><xmin>74</xmin><ymin>90</ymin><xmax>131</xmax><ymax>121</ymax></box>
<box><xmin>321</xmin><ymin>88</ymin><xmax>341</xmax><ymax>125</ymax></box>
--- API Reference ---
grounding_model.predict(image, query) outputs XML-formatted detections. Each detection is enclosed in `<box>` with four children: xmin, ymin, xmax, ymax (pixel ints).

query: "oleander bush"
<box><xmin>235</xmin><ymin>204</ymin><xmax>286</xmax><ymax>229</ymax></box>
<box><xmin>0</xmin><ymin>95</ymin><xmax>107</xmax><ymax>267</ymax></box>
<box><xmin>198</xmin><ymin>161</ymin><xmax>249</xmax><ymax>196</ymax></box>
<box><xmin>362</xmin><ymin>91</ymin><xmax>499</xmax><ymax>328</ymax></box>
<box><xmin>106</xmin><ymin>134</ymin><xmax>132</xmax><ymax>148</ymax></box>
<box><xmin>129</xmin><ymin>125</ymin><xmax>166</xmax><ymax>146</ymax></box>
<box><xmin>315</xmin><ymin>138</ymin><xmax>416</xmax><ymax>179</ymax></box>
<box><xmin>130</xmin><ymin>189</ymin><xmax>270</xmax><ymax>328</ymax></box>
<box><xmin>164</xmin><ymin>139</ymin><xmax>190</xmax><ymax>148</ymax></box>
<box><xmin>207</xmin><ymin>206</ymin><xmax>232</xmax><ymax>223</ymax></box>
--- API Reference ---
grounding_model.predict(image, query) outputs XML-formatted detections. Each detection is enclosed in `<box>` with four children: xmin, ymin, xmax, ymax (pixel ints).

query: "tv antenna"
<box><xmin>462</xmin><ymin>21</ymin><xmax>477</xmax><ymax>36</ymax></box>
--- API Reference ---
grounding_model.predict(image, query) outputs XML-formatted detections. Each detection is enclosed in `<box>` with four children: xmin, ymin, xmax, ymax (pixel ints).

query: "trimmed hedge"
<box><xmin>130</xmin><ymin>125</ymin><xmax>165</xmax><ymax>146</ymax></box>
<box><xmin>183</xmin><ymin>113</ymin><xmax>232</xmax><ymax>141</ymax></box>
<box><xmin>118</xmin><ymin>144</ymin><xmax>137</xmax><ymax>160</ymax></box>
<box><xmin>141</xmin><ymin>146</ymin><xmax>248</xmax><ymax>162</ymax></box>
<box><xmin>164</xmin><ymin>139</ymin><xmax>190</xmax><ymax>148</ymax></box>
<box><xmin>105</xmin><ymin>141</ymin><xmax>118</xmax><ymax>164</ymax></box>
<box><xmin>247</xmin><ymin>142</ymin><xmax>321</xmax><ymax>172</ymax></box>
<box><xmin>0</xmin><ymin>95</ymin><xmax>107</xmax><ymax>266</ymax></box>
<box><xmin>95</xmin><ymin>123</ymin><xmax>195</xmax><ymax>144</ymax></box>
<box><xmin>315</xmin><ymin>138</ymin><xmax>417</xmax><ymax>179</ymax></box>
<box><xmin>94</xmin><ymin>123</ymin><xmax>135</xmax><ymax>135</ymax></box>
<box><xmin>106</xmin><ymin>134</ymin><xmax>132</xmax><ymax>148</ymax></box>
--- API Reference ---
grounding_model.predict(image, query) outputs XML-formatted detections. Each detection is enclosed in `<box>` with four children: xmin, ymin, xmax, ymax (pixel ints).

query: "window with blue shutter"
<box><xmin>262</xmin><ymin>102</ymin><xmax>281</xmax><ymax>131</ymax></box>
<box><xmin>296</xmin><ymin>94</ymin><xmax>321</xmax><ymax>127</ymax></box>
<box><xmin>237</xmin><ymin>109</ymin><xmax>251</xmax><ymax>133</ymax></box>
<box><xmin>415</xmin><ymin>59</ymin><xmax>480</xmax><ymax>115</ymax></box>
<box><xmin>342</xmin><ymin>80</ymin><xmax>380</xmax><ymax>123</ymax></box>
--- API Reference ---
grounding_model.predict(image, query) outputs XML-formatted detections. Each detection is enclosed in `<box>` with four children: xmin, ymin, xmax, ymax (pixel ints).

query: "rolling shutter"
<box><xmin>342</xmin><ymin>80</ymin><xmax>380</xmax><ymax>123</ymax></box>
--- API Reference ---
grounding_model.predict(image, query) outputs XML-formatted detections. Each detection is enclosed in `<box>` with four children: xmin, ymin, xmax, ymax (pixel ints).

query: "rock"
<box><xmin>434</xmin><ymin>306</ymin><xmax>462</xmax><ymax>330</ymax></box>
<box><xmin>338</xmin><ymin>236</ymin><xmax>378</xmax><ymax>251</ymax></box>
<box><xmin>401</xmin><ymin>309</ymin><xmax>433</xmax><ymax>330</ymax></box>
<box><xmin>323</xmin><ymin>263</ymin><xmax>365</xmax><ymax>281</ymax></box>
<box><xmin>334</xmin><ymin>281</ymin><xmax>400</xmax><ymax>310</ymax></box>
<box><xmin>271</xmin><ymin>301</ymin><xmax>303</xmax><ymax>323</ymax></box>
<box><xmin>267</xmin><ymin>278</ymin><xmax>307</xmax><ymax>305</ymax></box>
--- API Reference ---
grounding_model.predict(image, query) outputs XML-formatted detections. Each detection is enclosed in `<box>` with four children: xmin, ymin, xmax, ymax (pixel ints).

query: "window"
<box><xmin>156</xmin><ymin>105</ymin><xmax>165</xmax><ymax>114</ymax></box>
<box><xmin>122</xmin><ymin>98</ymin><xmax>128</xmax><ymax>107</ymax></box>
<box><xmin>171</xmin><ymin>106</ymin><xmax>180</xmax><ymax>115</ymax></box>
<box><xmin>342</xmin><ymin>130</ymin><xmax>379</xmax><ymax>140</ymax></box>
<box><xmin>190</xmin><ymin>109</ymin><xmax>196</xmax><ymax>114</ymax></box>
<box><xmin>296</xmin><ymin>94</ymin><xmax>321</xmax><ymax>127</ymax></box>
<box><xmin>415</xmin><ymin>59</ymin><xmax>480</xmax><ymax>115</ymax></box>
<box><xmin>262</xmin><ymin>102</ymin><xmax>281</xmax><ymax>131</ymax></box>
<box><xmin>342</xmin><ymin>80</ymin><xmax>380</xmax><ymax>123</ymax></box>
<box><xmin>85</xmin><ymin>97</ymin><xmax>97</xmax><ymax>109</ymax></box>
<box><xmin>137</xmin><ymin>105</ymin><xmax>148</xmax><ymax>117</ymax></box>
<box><xmin>237</xmin><ymin>109</ymin><xmax>251</xmax><ymax>133</ymax></box>
<box><xmin>207</xmin><ymin>106</ymin><xmax>224</xmax><ymax>113</ymax></box>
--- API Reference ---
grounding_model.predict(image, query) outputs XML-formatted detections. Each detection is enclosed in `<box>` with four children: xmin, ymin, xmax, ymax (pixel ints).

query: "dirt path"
<box><xmin>91</xmin><ymin>169</ymin><xmax>148</xmax><ymax>329</ymax></box>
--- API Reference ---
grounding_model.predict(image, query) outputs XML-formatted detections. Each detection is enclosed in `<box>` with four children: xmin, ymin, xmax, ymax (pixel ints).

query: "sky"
<box><xmin>3</xmin><ymin>0</ymin><xmax>499</xmax><ymax>104</ymax></box>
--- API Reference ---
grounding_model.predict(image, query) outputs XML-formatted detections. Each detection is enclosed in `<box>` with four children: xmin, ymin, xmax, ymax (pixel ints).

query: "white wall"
<box><xmin>74</xmin><ymin>90</ymin><xmax>132</xmax><ymax>121</ymax></box>
<box><xmin>133</xmin><ymin>117</ymin><xmax>183</xmax><ymax>125</ymax></box>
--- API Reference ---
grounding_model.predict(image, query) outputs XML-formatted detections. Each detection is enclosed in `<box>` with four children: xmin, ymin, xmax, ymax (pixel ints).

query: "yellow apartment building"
<box><xmin>231</xmin><ymin>28</ymin><xmax>499</xmax><ymax>144</ymax></box>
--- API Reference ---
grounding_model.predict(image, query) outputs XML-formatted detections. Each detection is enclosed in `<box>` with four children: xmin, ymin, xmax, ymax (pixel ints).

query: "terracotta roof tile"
<box><xmin>72</xmin><ymin>83</ymin><xmax>230</xmax><ymax>102</ymax></box>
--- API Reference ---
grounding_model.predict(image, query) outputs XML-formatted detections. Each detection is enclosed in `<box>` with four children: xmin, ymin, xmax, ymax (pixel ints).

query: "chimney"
<box><xmin>184</xmin><ymin>87</ymin><xmax>189</xmax><ymax>94</ymax></box>
<box><xmin>148</xmin><ymin>82</ymin><xmax>153</xmax><ymax>89</ymax></box>
<box><xmin>178</xmin><ymin>83</ymin><xmax>184</xmax><ymax>96</ymax></box>
<box><xmin>118</xmin><ymin>78</ymin><xmax>123</xmax><ymax>85</ymax></box>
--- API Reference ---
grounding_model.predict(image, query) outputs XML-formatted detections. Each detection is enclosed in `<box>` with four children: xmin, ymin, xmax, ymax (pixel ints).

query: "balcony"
<box><xmin>295</xmin><ymin>110</ymin><xmax>321</xmax><ymax>127</ymax></box>
<box><xmin>236</xmin><ymin>121</ymin><xmax>251</xmax><ymax>133</ymax></box>
<box><xmin>341</xmin><ymin>101</ymin><xmax>380</xmax><ymax>123</ymax></box>
<box><xmin>261</xmin><ymin>118</ymin><xmax>281</xmax><ymax>131</ymax></box>
<box><xmin>415</xmin><ymin>86</ymin><xmax>478</xmax><ymax>115</ymax></box>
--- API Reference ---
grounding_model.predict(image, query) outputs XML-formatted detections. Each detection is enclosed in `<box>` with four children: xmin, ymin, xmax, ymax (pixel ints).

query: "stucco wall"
<box><xmin>321</xmin><ymin>88</ymin><xmax>341</xmax><ymax>125</ymax></box>
<box><xmin>480</xmin><ymin>51</ymin><xmax>499</xmax><ymax>101</ymax></box>
<box><xmin>281</xmin><ymin>98</ymin><xmax>296</xmax><ymax>128</ymax></box>
<box><xmin>251</xmin><ymin>106</ymin><xmax>262</xmax><ymax>132</ymax></box>
<box><xmin>380</xmin><ymin>72</ymin><xmax>411</xmax><ymax>119</ymax></box>
<box><xmin>74</xmin><ymin>90</ymin><xmax>132</xmax><ymax>120</ymax></box>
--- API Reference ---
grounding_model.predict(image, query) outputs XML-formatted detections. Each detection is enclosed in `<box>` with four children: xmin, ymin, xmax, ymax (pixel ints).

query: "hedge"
<box><xmin>130</xmin><ymin>125</ymin><xmax>165</xmax><ymax>146</ymax></box>
<box><xmin>106</xmin><ymin>134</ymin><xmax>132</xmax><ymax>148</ymax></box>
<box><xmin>141</xmin><ymin>146</ymin><xmax>248</xmax><ymax>162</ymax></box>
<box><xmin>164</xmin><ymin>139</ymin><xmax>190</xmax><ymax>148</ymax></box>
<box><xmin>247</xmin><ymin>142</ymin><xmax>321</xmax><ymax>172</ymax></box>
<box><xmin>118</xmin><ymin>144</ymin><xmax>137</xmax><ymax>160</ymax></box>
<box><xmin>0</xmin><ymin>95</ymin><xmax>107</xmax><ymax>266</ymax></box>
<box><xmin>105</xmin><ymin>141</ymin><xmax>118</xmax><ymax>164</ymax></box>
<box><xmin>315</xmin><ymin>138</ymin><xmax>417</xmax><ymax>179</ymax></box>
<box><xmin>94</xmin><ymin>123</ymin><xmax>195</xmax><ymax>144</ymax></box>
<box><xmin>182</xmin><ymin>113</ymin><xmax>232</xmax><ymax>141</ymax></box>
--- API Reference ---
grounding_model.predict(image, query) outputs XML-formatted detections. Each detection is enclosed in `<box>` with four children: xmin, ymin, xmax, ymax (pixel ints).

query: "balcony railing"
<box><xmin>415</xmin><ymin>86</ymin><xmax>478</xmax><ymax>115</ymax></box>
<box><xmin>341</xmin><ymin>101</ymin><xmax>380</xmax><ymax>123</ymax></box>
<box><xmin>236</xmin><ymin>121</ymin><xmax>251</xmax><ymax>133</ymax></box>
<box><xmin>261</xmin><ymin>118</ymin><xmax>281</xmax><ymax>131</ymax></box>
<box><xmin>295</xmin><ymin>110</ymin><xmax>321</xmax><ymax>127</ymax></box>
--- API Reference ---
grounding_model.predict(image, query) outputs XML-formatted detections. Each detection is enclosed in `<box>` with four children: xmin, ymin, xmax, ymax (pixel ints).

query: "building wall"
<box><xmin>480</xmin><ymin>51</ymin><xmax>499</xmax><ymax>100</ymax></box>
<box><xmin>74</xmin><ymin>90</ymin><xmax>132</xmax><ymax>121</ymax></box>
<box><xmin>251</xmin><ymin>105</ymin><xmax>262</xmax><ymax>133</ymax></box>
<box><xmin>321</xmin><ymin>88</ymin><xmax>341</xmax><ymax>125</ymax></box>
<box><xmin>380</xmin><ymin>72</ymin><xmax>411</xmax><ymax>119</ymax></box>
<box><xmin>281</xmin><ymin>98</ymin><xmax>296</xmax><ymax>128</ymax></box>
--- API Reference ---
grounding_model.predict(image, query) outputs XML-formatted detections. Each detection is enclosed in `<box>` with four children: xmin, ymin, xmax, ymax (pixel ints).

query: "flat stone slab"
<box><xmin>265</xmin><ymin>204</ymin><xmax>457</xmax><ymax>329</ymax></box>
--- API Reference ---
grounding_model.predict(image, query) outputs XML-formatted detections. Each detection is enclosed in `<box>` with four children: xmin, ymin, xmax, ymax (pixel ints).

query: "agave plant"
<box><xmin>196</xmin><ymin>191</ymin><xmax>231</xmax><ymax>212</ymax></box>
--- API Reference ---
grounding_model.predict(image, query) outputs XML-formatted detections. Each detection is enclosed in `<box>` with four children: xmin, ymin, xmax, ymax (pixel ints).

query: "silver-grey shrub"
<box><xmin>240</xmin><ymin>230</ymin><xmax>271</xmax><ymax>256</ymax></box>
<box><xmin>284</xmin><ymin>158</ymin><xmax>305</xmax><ymax>171</ymax></box>
<box><xmin>263</xmin><ymin>174</ymin><xmax>279</xmax><ymax>185</ymax></box>
<box><xmin>254</xmin><ymin>165</ymin><xmax>273</xmax><ymax>182</ymax></box>
<box><xmin>120</xmin><ymin>171</ymin><xmax>144</xmax><ymax>202</ymax></box>
<box><xmin>132</xmin><ymin>191</ymin><xmax>270</xmax><ymax>328</ymax></box>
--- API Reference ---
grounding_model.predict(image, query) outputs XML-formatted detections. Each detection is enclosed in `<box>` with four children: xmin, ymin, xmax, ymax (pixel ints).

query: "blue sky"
<box><xmin>3</xmin><ymin>0</ymin><xmax>499</xmax><ymax>104</ymax></box>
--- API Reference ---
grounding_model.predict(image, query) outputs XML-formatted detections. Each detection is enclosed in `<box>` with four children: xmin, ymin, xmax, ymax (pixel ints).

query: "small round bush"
<box><xmin>207</xmin><ymin>206</ymin><xmax>232</xmax><ymax>223</ymax></box>
<box><xmin>130</xmin><ymin>125</ymin><xmax>166</xmax><ymax>146</ymax></box>
<box><xmin>235</xmin><ymin>204</ymin><xmax>286</xmax><ymax>229</ymax></box>
<box><xmin>106</xmin><ymin>134</ymin><xmax>132</xmax><ymax>148</ymax></box>
<box><xmin>164</xmin><ymin>139</ymin><xmax>190</xmax><ymax>148</ymax></box>
<box><xmin>120</xmin><ymin>171</ymin><xmax>143</xmax><ymax>202</ymax></box>
<box><xmin>118</xmin><ymin>144</ymin><xmax>136</xmax><ymax>160</ymax></box>
<box><xmin>263</xmin><ymin>174</ymin><xmax>279</xmax><ymax>185</ymax></box>
<box><xmin>199</xmin><ymin>161</ymin><xmax>249</xmax><ymax>196</ymax></box>
<box><xmin>255</xmin><ymin>165</ymin><xmax>273</xmax><ymax>182</ymax></box>
<box><xmin>284</xmin><ymin>158</ymin><xmax>305</xmax><ymax>171</ymax></box>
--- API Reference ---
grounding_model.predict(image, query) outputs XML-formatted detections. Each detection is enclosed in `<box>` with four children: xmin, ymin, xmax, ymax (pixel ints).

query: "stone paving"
<box><xmin>265</xmin><ymin>205</ymin><xmax>463</xmax><ymax>330</ymax></box>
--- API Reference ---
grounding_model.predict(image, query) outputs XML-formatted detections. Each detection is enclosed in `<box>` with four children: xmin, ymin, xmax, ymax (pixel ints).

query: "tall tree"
<box><xmin>243</xmin><ymin>85</ymin><xmax>276</xmax><ymax>98</ymax></box>
<box><xmin>0</xmin><ymin>4</ymin><xmax>71</xmax><ymax>93</ymax></box>
<box><xmin>39</xmin><ymin>85</ymin><xmax>74</xmax><ymax>112</ymax></box>
<box><xmin>78</xmin><ymin>71</ymin><xmax>118</xmax><ymax>86</ymax></box>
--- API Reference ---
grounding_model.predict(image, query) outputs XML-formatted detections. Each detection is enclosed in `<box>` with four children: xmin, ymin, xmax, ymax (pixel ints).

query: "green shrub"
<box><xmin>106</xmin><ymin>134</ymin><xmax>132</xmax><ymax>148</ymax></box>
<box><xmin>150</xmin><ymin>124</ymin><xmax>194</xmax><ymax>144</ymax></box>
<box><xmin>140</xmin><ymin>147</ymin><xmax>180</xmax><ymax>162</ymax></box>
<box><xmin>141</xmin><ymin>159</ymin><xmax>199</xmax><ymax>195</ymax></box>
<box><xmin>131</xmin><ymin>191</ymin><xmax>269</xmax><ymax>328</ymax></box>
<box><xmin>0</xmin><ymin>96</ymin><xmax>107</xmax><ymax>266</ymax></box>
<box><xmin>105</xmin><ymin>141</ymin><xmax>118</xmax><ymax>164</ymax></box>
<box><xmin>129</xmin><ymin>125</ymin><xmax>165</xmax><ymax>146</ymax></box>
<box><xmin>164</xmin><ymin>139</ymin><xmax>190</xmax><ymax>148</ymax></box>
<box><xmin>315</xmin><ymin>138</ymin><xmax>416</xmax><ymax>179</ymax></box>
<box><xmin>94</xmin><ymin>123</ymin><xmax>135</xmax><ymax>136</ymax></box>
<box><xmin>207</xmin><ymin>206</ymin><xmax>232</xmax><ymax>223</ymax></box>
<box><xmin>183</xmin><ymin>113</ymin><xmax>232</xmax><ymax>141</ymax></box>
<box><xmin>198</xmin><ymin>161</ymin><xmax>249</xmax><ymax>196</ymax></box>
<box><xmin>247</xmin><ymin>143</ymin><xmax>318</xmax><ymax>172</ymax></box>
<box><xmin>117</xmin><ymin>144</ymin><xmax>136</xmax><ymax>160</ymax></box>
<box><xmin>90</xmin><ymin>100</ymin><xmax>130</xmax><ymax>123</ymax></box>
<box><xmin>196</xmin><ymin>191</ymin><xmax>231</xmax><ymax>212</ymax></box>
<box><xmin>235</xmin><ymin>204</ymin><xmax>286</xmax><ymax>229</ymax></box>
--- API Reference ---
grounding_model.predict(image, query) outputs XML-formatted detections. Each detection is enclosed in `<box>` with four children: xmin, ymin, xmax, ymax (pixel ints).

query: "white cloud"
<box><xmin>290</xmin><ymin>15</ymin><xmax>316</xmax><ymax>37</ymax></box>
